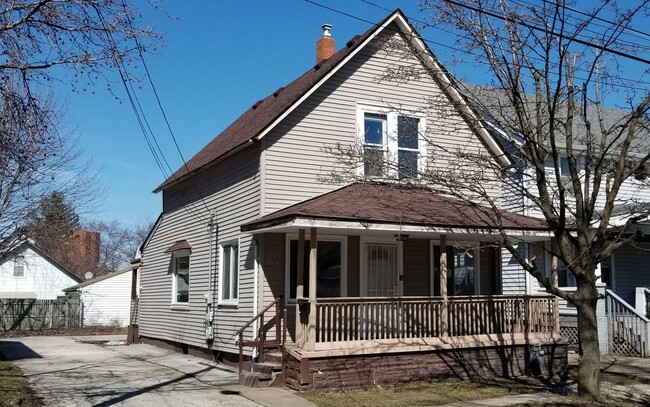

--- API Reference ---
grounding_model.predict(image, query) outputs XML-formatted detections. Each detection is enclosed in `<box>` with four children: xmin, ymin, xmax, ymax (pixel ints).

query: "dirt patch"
<box><xmin>1</xmin><ymin>326</ymin><xmax>127</xmax><ymax>338</ymax></box>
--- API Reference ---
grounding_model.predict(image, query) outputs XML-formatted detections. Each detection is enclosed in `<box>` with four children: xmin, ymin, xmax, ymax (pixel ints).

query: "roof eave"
<box><xmin>242</xmin><ymin>215</ymin><xmax>552</xmax><ymax>239</ymax></box>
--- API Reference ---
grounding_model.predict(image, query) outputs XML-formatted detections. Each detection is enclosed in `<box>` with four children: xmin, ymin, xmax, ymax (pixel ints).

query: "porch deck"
<box><xmin>292</xmin><ymin>294</ymin><xmax>560</xmax><ymax>357</ymax></box>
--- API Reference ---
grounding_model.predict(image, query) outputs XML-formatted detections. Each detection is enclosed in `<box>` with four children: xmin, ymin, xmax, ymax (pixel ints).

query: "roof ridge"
<box><xmin>154</xmin><ymin>11</ymin><xmax>397</xmax><ymax>192</ymax></box>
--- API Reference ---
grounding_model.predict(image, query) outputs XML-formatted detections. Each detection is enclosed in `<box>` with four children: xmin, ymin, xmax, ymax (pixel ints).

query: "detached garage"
<box><xmin>64</xmin><ymin>268</ymin><xmax>131</xmax><ymax>327</ymax></box>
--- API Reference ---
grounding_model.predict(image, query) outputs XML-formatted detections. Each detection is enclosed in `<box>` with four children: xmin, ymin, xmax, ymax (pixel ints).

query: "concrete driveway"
<box><xmin>0</xmin><ymin>335</ymin><xmax>292</xmax><ymax>407</ymax></box>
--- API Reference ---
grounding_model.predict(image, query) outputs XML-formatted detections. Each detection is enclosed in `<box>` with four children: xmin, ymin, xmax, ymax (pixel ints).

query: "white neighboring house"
<box><xmin>0</xmin><ymin>240</ymin><xmax>81</xmax><ymax>300</ymax></box>
<box><xmin>64</xmin><ymin>267</ymin><xmax>132</xmax><ymax>327</ymax></box>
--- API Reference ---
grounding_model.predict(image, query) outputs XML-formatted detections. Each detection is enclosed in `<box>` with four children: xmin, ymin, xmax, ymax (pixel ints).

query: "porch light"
<box><xmin>394</xmin><ymin>233</ymin><xmax>409</xmax><ymax>241</ymax></box>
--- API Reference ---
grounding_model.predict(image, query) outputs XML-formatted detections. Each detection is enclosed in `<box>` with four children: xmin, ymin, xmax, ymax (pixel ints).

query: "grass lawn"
<box><xmin>303</xmin><ymin>372</ymin><xmax>650</xmax><ymax>407</ymax></box>
<box><xmin>0</xmin><ymin>355</ymin><xmax>42</xmax><ymax>407</ymax></box>
<box><xmin>303</xmin><ymin>378</ymin><xmax>546</xmax><ymax>407</ymax></box>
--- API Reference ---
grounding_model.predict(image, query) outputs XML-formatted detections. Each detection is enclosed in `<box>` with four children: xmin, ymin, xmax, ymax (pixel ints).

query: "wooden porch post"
<box><xmin>296</xmin><ymin>229</ymin><xmax>306</xmax><ymax>346</ymax></box>
<box><xmin>440</xmin><ymin>235</ymin><xmax>448</xmax><ymax>337</ymax></box>
<box><xmin>551</xmin><ymin>255</ymin><xmax>560</xmax><ymax>333</ymax></box>
<box><xmin>306</xmin><ymin>228</ymin><xmax>318</xmax><ymax>351</ymax></box>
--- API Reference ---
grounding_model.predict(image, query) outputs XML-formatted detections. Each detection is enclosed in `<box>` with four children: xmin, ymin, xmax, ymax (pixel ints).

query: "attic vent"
<box><xmin>347</xmin><ymin>35</ymin><xmax>361</xmax><ymax>48</ymax></box>
<box><xmin>251</xmin><ymin>99</ymin><xmax>264</xmax><ymax>109</ymax></box>
<box><xmin>273</xmin><ymin>87</ymin><xmax>285</xmax><ymax>97</ymax></box>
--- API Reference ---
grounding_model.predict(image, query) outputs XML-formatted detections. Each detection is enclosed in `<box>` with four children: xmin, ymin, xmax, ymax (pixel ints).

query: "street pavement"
<box><xmin>0</xmin><ymin>335</ymin><xmax>315</xmax><ymax>407</ymax></box>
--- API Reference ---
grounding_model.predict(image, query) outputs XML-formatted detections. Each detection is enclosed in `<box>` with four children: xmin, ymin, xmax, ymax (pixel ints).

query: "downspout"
<box><xmin>206</xmin><ymin>211</ymin><xmax>217</xmax><ymax>344</ymax></box>
<box><xmin>252</xmin><ymin>237</ymin><xmax>259</xmax><ymax>360</ymax></box>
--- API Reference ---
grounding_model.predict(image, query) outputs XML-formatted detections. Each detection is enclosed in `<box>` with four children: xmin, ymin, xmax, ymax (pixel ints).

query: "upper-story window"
<box><xmin>545</xmin><ymin>155</ymin><xmax>570</xmax><ymax>177</ymax></box>
<box><xmin>397</xmin><ymin>116</ymin><xmax>420</xmax><ymax>178</ymax></box>
<box><xmin>359</xmin><ymin>106</ymin><xmax>426</xmax><ymax>179</ymax></box>
<box><xmin>13</xmin><ymin>259</ymin><xmax>25</xmax><ymax>277</ymax></box>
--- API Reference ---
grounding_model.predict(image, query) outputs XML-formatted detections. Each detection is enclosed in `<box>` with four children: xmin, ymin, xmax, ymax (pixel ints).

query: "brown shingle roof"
<box><xmin>164</xmin><ymin>239</ymin><xmax>192</xmax><ymax>253</ymax></box>
<box><xmin>241</xmin><ymin>183</ymin><xmax>551</xmax><ymax>232</ymax></box>
<box><xmin>154</xmin><ymin>16</ymin><xmax>389</xmax><ymax>193</ymax></box>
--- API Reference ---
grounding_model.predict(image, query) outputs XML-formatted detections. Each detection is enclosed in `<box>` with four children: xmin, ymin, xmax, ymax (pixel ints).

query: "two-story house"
<box><xmin>135</xmin><ymin>10</ymin><xmax>566</xmax><ymax>389</ymax></box>
<box><xmin>480</xmin><ymin>89</ymin><xmax>650</xmax><ymax>357</ymax></box>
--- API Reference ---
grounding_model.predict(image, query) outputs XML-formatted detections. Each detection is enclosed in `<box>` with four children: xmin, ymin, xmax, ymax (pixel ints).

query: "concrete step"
<box><xmin>253</xmin><ymin>361</ymin><xmax>282</xmax><ymax>374</ymax></box>
<box><xmin>239</xmin><ymin>370</ymin><xmax>285</xmax><ymax>388</ymax></box>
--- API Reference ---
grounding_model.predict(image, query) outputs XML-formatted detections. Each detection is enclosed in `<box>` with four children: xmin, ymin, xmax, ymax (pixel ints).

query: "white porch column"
<box><xmin>440</xmin><ymin>234</ymin><xmax>448</xmax><ymax>337</ymax></box>
<box><xmin>295</xmin><ymin>229</ymin><xmax>306</xmax><ymax>347</ymax></box>
<box><xmin>596</xmin><ymin>282</ymin><xmax>609</xmax><ymax>355</ymax></box>
<box><xmin>306</xmin><ymin>227</ymin><xmax>318</xmax><ymax>351</ymax></box>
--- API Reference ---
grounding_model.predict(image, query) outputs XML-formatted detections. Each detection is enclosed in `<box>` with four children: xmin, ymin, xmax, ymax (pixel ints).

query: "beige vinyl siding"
<box><xmin>139</xmin><ymin>146</ymin><xmax>260</xmax><ymax>355</ymax></box>
<box><xmin>347</xmin><ymin>236</ymin><xmax>360</xmax><ymax>297</ymax></box>
<box><xmin>263</xmin><ymin>24</ymin><xmax>501</xmax><ymax>214</ymax></box>
<box><xmin>402</xmin><ymin>239</ymin><xmax>430</xmax><ymax>296</ymax></box>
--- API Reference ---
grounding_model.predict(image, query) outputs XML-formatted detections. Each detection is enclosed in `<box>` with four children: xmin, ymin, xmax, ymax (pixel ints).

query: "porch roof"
<box><xmin>242</xmin><ymin>183</ymin><xmax>552</xmax><ymax>237</ymax></box>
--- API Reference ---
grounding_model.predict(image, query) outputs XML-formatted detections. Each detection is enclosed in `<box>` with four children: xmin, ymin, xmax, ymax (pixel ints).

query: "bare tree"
<box><xmin>84</xmin><ymin>218</ymin><xmax>154</xmax><ymax>273</ymax></box>
<box><xmin>0</xmin><ymin>0</ymin><xmax>158</xmax><ymax>254</ymax></box>
<box><xmin>326</xmin><ymin>1</ymin><xmax>649</xmax><ymax>401</ymax></box>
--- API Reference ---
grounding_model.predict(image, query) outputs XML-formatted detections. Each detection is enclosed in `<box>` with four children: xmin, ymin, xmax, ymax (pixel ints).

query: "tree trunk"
<box><xmin>575</xmin><ymin>282</ymin><xmax>601</xmax><ymax>401</ymax></box>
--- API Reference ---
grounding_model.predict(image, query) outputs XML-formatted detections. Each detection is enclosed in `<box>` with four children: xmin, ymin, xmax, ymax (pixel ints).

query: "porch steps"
<box><xmin>239</xmin><ymin>358</ymin><xmax>284</xmax><ymax>388</ymax></box>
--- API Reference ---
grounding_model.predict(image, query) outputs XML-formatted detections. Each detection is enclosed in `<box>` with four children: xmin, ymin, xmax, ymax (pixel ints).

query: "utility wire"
<box><xmin>122</xmin><ymin>6</ymin><xmax>213</xmax><ymax>217</ymax></box>
<box><xmin>441</xmin><ymin>0</ymin><xmax>650</xmax><ymax>64</ymax></box>
<box><xmin>340</xmin><ymin>0</ymin><xmax>650</xmax><ymax>88</ymax></box>
<box><xmin>92</xmin><ymin>4</ymin><xmax>209</xmax><ymax>223</ymax></box>
<box><xmin>542</xmin><ymin>0</ymin><xmax>650</xmax><ymax>39</ymax></box>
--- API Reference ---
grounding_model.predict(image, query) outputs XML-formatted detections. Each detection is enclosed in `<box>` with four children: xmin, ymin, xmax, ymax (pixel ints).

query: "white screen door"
<box><xmin>365</xmin><ymin>243</ymin><xmax>399</xmax><ymax>296</ymax></box>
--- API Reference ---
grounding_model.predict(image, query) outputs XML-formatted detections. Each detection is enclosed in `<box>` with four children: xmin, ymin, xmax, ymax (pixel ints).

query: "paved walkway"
<box><xmin>0</xmin><ymin>335</ymin><xmax>315</xmax><ymax>407</ymax></box>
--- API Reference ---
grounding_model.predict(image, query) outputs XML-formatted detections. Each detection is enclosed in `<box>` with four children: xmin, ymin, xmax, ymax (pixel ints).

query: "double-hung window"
<box><xmin>359</xmin><ymin>106</ymin><xmax>425</xmax><ymax>179</ymax></box>
<box><xmin>363</xmin><ymin>113</ymin><xmax>387</xmax><ymax>177</ymax></box>
<box><xmin>173</xmin><ymin>255</ymin><xmax>190</xmax><ymax>304</ymax></box>
<box><xmin>220</xmin><ymin>243</ymin><xmax>239</xmax><ymax>304</ymax></box>
<box><xmin>397</xmin><ymin>116</ymin><xmax>420</xmax><ymax>178</ymax></box>
<box><xmin>13</xmin><ymin>260</ymin><xmax>25</xmax><ymax>277</ymax></box>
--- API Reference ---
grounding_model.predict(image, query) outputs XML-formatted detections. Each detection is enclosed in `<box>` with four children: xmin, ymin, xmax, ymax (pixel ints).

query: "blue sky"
<box><xmin>61</xmin><ymin>0</ymin><xmax>648</xmax><ymax>227</ymax></box>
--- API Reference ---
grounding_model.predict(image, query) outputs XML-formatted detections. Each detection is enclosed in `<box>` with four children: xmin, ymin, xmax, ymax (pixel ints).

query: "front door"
<box><xmin>364</xmin><ymin>242</ymin><xmax>400</xmax><ymax>296</ymax></box>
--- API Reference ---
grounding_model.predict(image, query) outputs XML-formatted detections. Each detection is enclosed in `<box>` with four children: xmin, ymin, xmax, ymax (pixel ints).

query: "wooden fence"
<box><xmin>0</xmin><ymin>298</ymin><xmax>82</xmax><ymax>331</ymax></box>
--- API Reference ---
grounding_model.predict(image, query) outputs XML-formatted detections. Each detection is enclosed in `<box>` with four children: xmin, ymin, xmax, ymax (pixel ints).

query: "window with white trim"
<box><xmin>545</xmin><ymin>155</ymin><xmax>570</xmax><ymax>176</ymax></box>
<box><xmin>220</xmin><ymin>243</ymin><xmax>239</xmax><ymax>303</ymax></box>
<box><xmin>358</xmin><ymin>106</ymin><xmax>426</xmax><ymax>179</ymax></box>
<box><xmin>13</xmin><ymin>260</ymin><xmax>25</xmax><ymax>277</ymax></box>
<box><xmin>172</xmin><ymin>255</ymin><xmax>190</xmax><ymax>304</ymax></box>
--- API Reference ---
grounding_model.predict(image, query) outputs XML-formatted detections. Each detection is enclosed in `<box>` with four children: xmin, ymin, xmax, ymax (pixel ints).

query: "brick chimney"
<box><xmin>316</xmin><ymin>24</ymin><xmax>336</xmax><ymax>63</ymax></box>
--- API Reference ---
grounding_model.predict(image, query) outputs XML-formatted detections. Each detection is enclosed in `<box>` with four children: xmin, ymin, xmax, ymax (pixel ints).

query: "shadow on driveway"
<box><xmin>0</xmin><ymin>341</ymin><xmax>42</xmax><ymax>360</ymax></box>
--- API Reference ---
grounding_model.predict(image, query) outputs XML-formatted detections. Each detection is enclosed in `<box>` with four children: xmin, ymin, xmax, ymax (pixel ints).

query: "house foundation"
<box><xmin>285</xmin><ymin>341</ymin><xmax>568</xmax><ymax>390</ymax></box>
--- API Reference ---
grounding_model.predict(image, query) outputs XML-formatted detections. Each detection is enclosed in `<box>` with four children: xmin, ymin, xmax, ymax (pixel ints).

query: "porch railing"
<box><xmin>314</xmin><ymin>295</ymin><xmax>556</xmax><ymax>344</ymax></box>
<box><xmin>605</xmin><ymin>289</ymin><xmax>650</xmax><ymax>357</ymax></box>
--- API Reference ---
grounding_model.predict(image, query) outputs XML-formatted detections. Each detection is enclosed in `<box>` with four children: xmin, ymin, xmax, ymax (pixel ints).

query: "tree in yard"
<box><xmin>25</xmin><ymin>191</ymin><xmax>80</xmax><ymax>268</ymax></box>
<box><xmin>327</xmin><ymin>1</ymin><xmax>649</xmax><ymax>401</ymax></box>
<box><xmin>0</xmin><ymin>0</ymin><xmax>158</xmax><ymax>255</ymax></box>
<box><xmin>84</xmin><ymin>218</ymin><xmax>154</xmax><ymax>273</ymax></box>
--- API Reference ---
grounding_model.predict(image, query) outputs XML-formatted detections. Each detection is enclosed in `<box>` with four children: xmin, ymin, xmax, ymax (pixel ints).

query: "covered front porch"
<box><xmin>243</xmin><ymin>184</ymin><xmax>562</xmax><ymax>363</ymax></box>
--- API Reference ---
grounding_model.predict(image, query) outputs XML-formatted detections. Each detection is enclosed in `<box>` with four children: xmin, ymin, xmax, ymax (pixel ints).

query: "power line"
<box><xmin>509</xmin><ymin>0</ymin><xmax>650</xmax><ymax>51</ymax></box>
<box><xmin>92</xmin><ymin>4</ymin><xmax>209</xmax><ymax>224</ymax></box>
<box><xmin>322</xmin><ymin>0</ymin><xmax>650</xmax><ymax>89</ymax></box>
<box><xmin>441</xmin><ymin>0</ymin><xmax>650</xmax><ymax>64</ymax></box>
<box><xmin>542</xmin><ymin>0</ymin><xmax>650</xmax><ymax>40</ymax></box>
<box><xmin>123</xmin><ymin>8</ymin><xmax>213</xmax><ymax>217</ymax></box>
